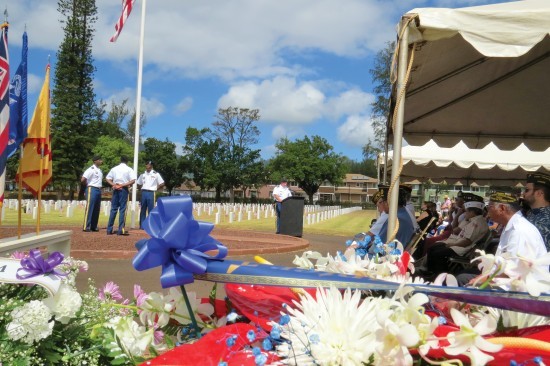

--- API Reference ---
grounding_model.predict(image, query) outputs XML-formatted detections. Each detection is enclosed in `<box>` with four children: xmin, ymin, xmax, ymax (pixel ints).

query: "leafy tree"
<box><xmin>142</xmin><ymin>138</ymin><xmax>184</xmax><ymax>195</ymax></box>
<box><xmin>342</xmin><ymin>157</ymin><xmax>377</xmax><ymax>178</ymax></box>
<box><xmin>90</xmin><ymin>136</ymin><xmax>135</xmax><ymax>176</ymax></box>
<box><xmin>125</xmin><ymin>110</ymin><xmax>147</xmax><ymax>147</ymax></box>
<box><xmin>182</xmin><ymin>127</ymin><xmax>227</xmax><ymax>200</ymax></box>
<box><xmin>210</xmin><ymin>107</ymin><xmax>265</xmax><ymax>202</ymax></box>
<box><xmin>368</xmin><ymin>41</ymin><xmax>395</xmax><ymax>151</ymax></box>
<box><xmin>269</xmin><ymin>135</ymin><xmax>347</xmax><ymax>203</ymax></box>
<box><xmin>51</xmin><ymin>0</ymin><xmax>98</xmax><ymax>200</ymax></box>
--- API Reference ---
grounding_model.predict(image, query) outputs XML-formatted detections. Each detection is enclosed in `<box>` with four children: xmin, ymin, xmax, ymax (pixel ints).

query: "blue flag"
<box><xmin>7</xmin><ymin>31</ymin><xmax>27</xmax><ymax>158</ymax></box>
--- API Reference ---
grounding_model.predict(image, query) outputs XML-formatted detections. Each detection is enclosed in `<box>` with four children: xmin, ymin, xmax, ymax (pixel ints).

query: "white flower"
<box><xmin>107</xmin><ymin>316</ymin><xmax>154</xmax><ymax>357</ymax></box>
<box><xmin>292</xmin><ymin>251</ymin><xmax>324</xmax><ymax>269</ymax></box>
<box><xmin>485</xmin><ymin>307</ymin><xmax>550</xmax><ymax>329</ymax></box>
<box><xmin>139</xmin><ymin>292</ymin><xmax>173</xmax><ymax>327</ymax></box>
<box><xmin>7</xmin><ymin>300</ymin><xmax>54</xmax><ymax>344</ymax></box>
<box><xmin>374</xmin><ymin>318</ymin><xmax>417</xmax><ymax>365</ymax></box>
<box><xmin>470</xmin><ymin>250</ymin><xmax>507</xmax><ymax>284</ymax></box>
<box><xmin>276</xmin><ymin>287</ymin><xmax>379</xmax><ymax>365</ymax></box>
<box><xmin>43</xmin><ymin>283</ymin><xmax>82</xmax><ymax>324</ymax></box>
<box><xmin>164</xmin><ymin>287</ymin><xmax>213</xmax><ymax>325</ymax></box>
<box><xmin>502</xmin><ymin>250</ymin><xmax>550</xmax><ymax>296</ymax></box>
<box><xmin>444</xmin><ymin>308</ymin><xmax>502</xmax><ymax>366</ymax></box>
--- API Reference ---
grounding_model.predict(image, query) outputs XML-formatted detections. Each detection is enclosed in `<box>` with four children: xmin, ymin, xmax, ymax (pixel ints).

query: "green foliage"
<box><xmin>268</xmin><ymin>135</ymin><xmax>347</xmax><ymax>202</ymax></box>
<box><xmin>51</xmin><ymin>0</ymin><xmax>98</xmax><ymax>199</ymax></box>
<box><xmin>183</xmin><ymin>108</ymin><xmax>267</xmax><ymax>202</ymax></box>
<box><xmin>342</xmin><ymin>157</ymin><xmax>377</xmax><ymax>178</ymax></box>
<box><xmin>142</xmin><ymin>138</ymin><xmax>184</xmax><ymax>195</ymax></box>
<box><xmin>90</xmin><ymin>136</ymin><xmax>136</xmax><ymax>175</ymax></box>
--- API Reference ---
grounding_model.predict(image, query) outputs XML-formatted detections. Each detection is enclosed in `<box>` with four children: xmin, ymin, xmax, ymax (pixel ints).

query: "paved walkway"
<box><xmin>74</xmin><ymin>232</ymin><xmax>347</xmax><ymax>298</ymax></box>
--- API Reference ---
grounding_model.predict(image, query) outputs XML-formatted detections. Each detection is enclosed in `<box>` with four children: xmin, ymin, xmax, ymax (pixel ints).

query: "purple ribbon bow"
<box><xmin>132</xmin><ymin>195</ymin><xmax>228</xmax><ymax>288</ymax></box>
<box><xmin>16</xmin><ymin>249</ymin><xmax>66</xmax><ymax>280</ymax></box>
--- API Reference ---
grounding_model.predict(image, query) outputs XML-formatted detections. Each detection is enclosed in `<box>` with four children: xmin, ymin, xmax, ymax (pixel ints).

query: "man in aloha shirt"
<box><xmin>523</xmin><ymin>172</ymin><xmax>550</xmax><ymax>251</ymax></box>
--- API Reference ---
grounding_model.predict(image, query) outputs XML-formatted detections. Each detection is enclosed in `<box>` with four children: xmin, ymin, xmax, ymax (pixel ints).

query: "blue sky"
<box><xmin>7</xmin><ymin>0</ymin><xmax>512</xmax><ymax>162</ymax></box>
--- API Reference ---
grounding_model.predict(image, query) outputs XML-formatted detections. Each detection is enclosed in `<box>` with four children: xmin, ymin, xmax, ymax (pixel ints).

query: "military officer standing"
<box><xmin>106</xmin><ymin>156</ymin><xmax>136</xmax><ymax>235</ymax></box>
<box><xmin>136</xmin><ymin>161</ymin><xmax>165</xmax><ymax>228</ymax></box>
<box><xmin>81</xmin><ymin>155</ymin><xmax>103</xmax><ymax>232</ymax></box>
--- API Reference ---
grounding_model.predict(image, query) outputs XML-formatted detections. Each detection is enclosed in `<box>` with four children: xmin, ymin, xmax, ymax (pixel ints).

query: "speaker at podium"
<box><xmin>279</xmin><ymin>196</ymin><xmax>305</xmax><ymax>237</ymax></box>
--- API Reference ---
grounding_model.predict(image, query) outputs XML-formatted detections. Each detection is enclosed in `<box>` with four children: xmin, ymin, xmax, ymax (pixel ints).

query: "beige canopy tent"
<box><xmin>381</xmin><ymin>140</ymin><xmax>550</xmax><ymax>186</ymax></box>
<box><xmin>384</xmin><ymin>0</ymin><xmax>550</xmax><ymax>239</ymax></box>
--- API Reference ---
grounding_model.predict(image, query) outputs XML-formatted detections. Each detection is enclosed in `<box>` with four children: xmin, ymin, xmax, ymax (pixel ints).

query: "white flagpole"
<box><xmin>131</xmin><ymin>0</ymin><xmax>147</xmax><ymax>229</ymax></box>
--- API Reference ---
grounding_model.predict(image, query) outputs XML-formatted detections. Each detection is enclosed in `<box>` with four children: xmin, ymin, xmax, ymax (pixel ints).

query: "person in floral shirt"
<box><xmin>523</xmin><ymin>172</ymin><xmax>550</xmax><ymax>251</ymax></box>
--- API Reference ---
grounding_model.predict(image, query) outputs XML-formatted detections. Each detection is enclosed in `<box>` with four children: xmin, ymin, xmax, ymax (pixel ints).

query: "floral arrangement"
<box><xmin>0</xmin><ymin>250</ymin><xmax>233</xmax><ymax>366</ymax></box>
<box><xmin>3</xmin><ymin>196</ymin><xmax>550</xmax><ymax>366</ymax></box>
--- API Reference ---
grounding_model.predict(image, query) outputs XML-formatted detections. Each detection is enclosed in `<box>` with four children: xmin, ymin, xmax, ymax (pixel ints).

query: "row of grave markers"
<box><xmin>1</xmin><ymin>199</ymin><xmax>362</xmax><ymax>226</ymax></box>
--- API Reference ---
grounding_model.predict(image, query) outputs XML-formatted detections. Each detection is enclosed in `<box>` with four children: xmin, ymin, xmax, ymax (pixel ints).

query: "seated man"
<box><xmin>348</xmin><ymin>185</ymin><xmax>388</xmax><ymax>256</ymax></box>
<box><xmin>378</xmin><ymin>185</ymin><xmax>416</xmax><ymax>245</ymax></box>
<box><xmin>457</xmin><ymin>191</ymin><xmax>547</xmax><ymax>286</ymax></box>
<box><xmin>414</xmin><ymin>191</ymin><xmax>465</xmax><ymax>259</ymax></box>
<box><xmin>423</xmin><ymin>193</ymin><xmax>488</xmax><ymax>276</ymax></box>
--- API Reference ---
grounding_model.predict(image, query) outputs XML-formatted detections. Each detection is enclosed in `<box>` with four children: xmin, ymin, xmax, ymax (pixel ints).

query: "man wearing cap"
<box><xmin>377</xmin><ymin>185</ymin><xmax>415</xmax><ymax>245</ymax></box>
<box><xmin>137</xmin><ymin>161</ymin><xmax>165</xmax><ymax>229</ymax></box>
<box><xmin>422</xmin><ymin>193</ymin><xmax>488</xmax><ymax>276</ymax></box>
<box><xmin>273</xmin><ymin>178</ymin><xmax>292</xmax><ymax>234</ymax></box>
<box><xmin>524</xmin><ymin>173</ymin><xmax>550</xmax><ymax>251</ymax></box>
<box><xmin>106</xmin><ymin>156</ymin><xmax>137</xmax><ymax>236</ymax></box>
<box><xmin>81</xmin><ymin>155</ymin><xmax>103</xmax><ymax>232</ymax></box>
<box><xmin>367</xmin><ymin>186</ymin><xmax>389</xmax><ymax>237</ymax></box>
<box><xmin>457</xmin><ymin>191</ymin><xmax>547</xmax><ymax>286</ymax></box>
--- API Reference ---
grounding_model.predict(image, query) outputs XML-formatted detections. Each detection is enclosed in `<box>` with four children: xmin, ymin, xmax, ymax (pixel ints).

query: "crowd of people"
<box><xmin>362</xmin><ymin>172</ymin><xmax>550</xmax><ymax>286</ymax></box>
<box><xmin>80</xmin><ymin>155</ymin><xmax>165</xmax><ymax>236</ymax></box>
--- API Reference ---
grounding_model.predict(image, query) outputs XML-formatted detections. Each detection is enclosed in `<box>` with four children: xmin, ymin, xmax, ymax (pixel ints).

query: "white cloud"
<box><xmin>271</xmin><ymin>124</ymin><xmax>305</xmax><ymax>140</ymax></box>
<box><xmin>12</xmin><ymin>0</ymin><xmax>402</xmax><ymax>81</ymax></box>
<box><xmin>173</xmin><ymin>141</ymin><xmax>185</xmax><ymax>156</ymax></box>
<box><xmin>27</xmin><ymin>73</ymin><xmax>43</xmax><ymax>95</ymax></box>
<box><xmin>104</xmin><ymin>87</ymin><xmax>165</xmax><ymax>118</ymax></box>
<box><xmin>175</xmin><ymin>97</ymin><xmax>193</xmax><ymax>115</ymax></box>
<box><xmin>218</xmin><ymin>76</ymin><xmax>374</xmax><ymax>125</ymax></box>
<box><xmin>337</xmin><ymin>115</ymin><xmax>376</xmax><ymax>147</ymax></box>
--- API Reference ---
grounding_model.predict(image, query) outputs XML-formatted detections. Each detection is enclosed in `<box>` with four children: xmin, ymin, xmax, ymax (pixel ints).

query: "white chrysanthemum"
<box><xmin>276</xmin><ymin>287</ymin><xmax>382</xmax><ymax>365</ymax></box>
<box><xmin>485</xmin><ymin>307</ymin><xmax>550</xmax><ymax>329</ymax></box>
<box><xmin>107</xmin><ymin>316</ymin><xmax>154</xmax><ymax>357</ymax></box>
<box><xmin>43</xmin><ymin>283</ymin><xmax>82</xmax><ymax>324</ymax></box>
<box><xmin>292</xmin><ymin>251</ymin><xmax>324</xmax><ymax>269</ymax></box>
<box><xmin>7</xmin><ymin>300</ymin><xmax>54</xmax><ymax>344</ymax></box>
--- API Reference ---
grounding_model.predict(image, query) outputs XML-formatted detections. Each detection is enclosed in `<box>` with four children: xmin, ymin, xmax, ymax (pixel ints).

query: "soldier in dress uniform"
<box><xmin>136</xmin><ymin>161</ymin><xmax>165</xmax><ymax>229</ymax></box>
<box><xmin>106</xmin><ymin>156</ymin><xmax>136</xmax><ymax>235</ymax></box>
<box><xmin>81</xmin><ymin>155</ymin><xmax>103</xmax><ymax>232</ymax></box>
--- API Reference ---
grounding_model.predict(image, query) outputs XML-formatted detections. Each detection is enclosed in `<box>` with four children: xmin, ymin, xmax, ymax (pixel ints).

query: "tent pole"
<box><xmin>387</xmin><ymin>18</ymin><xmax>409</xmax><ymax>240</ymax></box>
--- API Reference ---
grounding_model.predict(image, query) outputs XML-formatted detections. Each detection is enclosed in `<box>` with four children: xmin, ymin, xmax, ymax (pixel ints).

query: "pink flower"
<box><xmin>10</xmin><ymin>251</ymin><xmax>26</xmax><ymax>260</ymax></box>
<box><xmin>134</xmin><ymin>284</ymin><xmax>147</xmax><ymax>307</ymax></box>
<box><xmin>99</xmin><ymin>281</ymin><xmax>123</xmax><ymax>301</ymax></box>
<box><xmin>153</xmin><ymin>329</ymin><xmax>165</xmax><ymax>345</ymax></box>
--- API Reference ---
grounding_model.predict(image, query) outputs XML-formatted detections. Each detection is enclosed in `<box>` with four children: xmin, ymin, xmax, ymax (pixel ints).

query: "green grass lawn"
<box><xmin>1</xmin><ymin>204</ymin><xmax>377</xmax><ymax>238</ymax></box>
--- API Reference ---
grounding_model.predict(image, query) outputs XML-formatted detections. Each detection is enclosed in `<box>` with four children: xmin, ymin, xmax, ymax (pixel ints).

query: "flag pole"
<box><xmin>37</xmin><ymin>145</ymin><xmax>43</xmax><ymax>234</ymax></box>
<box><xmin>17</xmin><ymin>149</ymin><xmax>23</xmax><ymax>238</ymax></box>
<box><xmin>130</xmin><ymin>0</ymin><xmax>147</xmax><ymax>229</ymax></box>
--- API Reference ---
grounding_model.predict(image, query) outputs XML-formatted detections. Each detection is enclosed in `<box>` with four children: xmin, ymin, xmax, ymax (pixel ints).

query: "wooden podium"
<box><xmin>280</xmin><ymin>196</ymin><xmax>305</xmax><ymax>237</ymax></box>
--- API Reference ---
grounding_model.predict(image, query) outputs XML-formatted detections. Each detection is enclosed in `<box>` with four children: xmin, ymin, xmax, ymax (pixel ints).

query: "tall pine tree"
<box><xmin>52</xmin><ymin>0</ymin><xmax>97</xmax><ymax>199</ymax></box>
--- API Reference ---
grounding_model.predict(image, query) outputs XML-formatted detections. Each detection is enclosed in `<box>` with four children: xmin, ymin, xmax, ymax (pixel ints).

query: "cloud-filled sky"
<box><xmin>6</xmin><ymin>0</ymin><xmax>511</xmax><ymax>161</ymax></box>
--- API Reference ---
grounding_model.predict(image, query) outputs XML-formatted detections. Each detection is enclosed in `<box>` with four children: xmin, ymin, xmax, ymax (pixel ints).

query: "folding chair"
<box><xmin>447</xmin><ymin>230</ymin><xmax>494</xmax><ymax>274</ymax></box>
<box><xmin>405</xmin><ymin>217</ymin><xmax>436</xmax><ymax>255</ymax></box>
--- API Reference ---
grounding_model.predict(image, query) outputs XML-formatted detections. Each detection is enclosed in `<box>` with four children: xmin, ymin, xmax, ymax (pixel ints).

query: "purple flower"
<box><xmin>134</xmin><ymin>284</ymin><xmax>147</xmax><ymax>306</ymax></box>
<box><xmin>10</xmin><ymin>251</ymin><xmax>26</xmax><ymax>260</ymax></box>
<box><xmin>99</xmin><ymin>281</ymin><xmax>123</xmax><ymax>301</ymax></box>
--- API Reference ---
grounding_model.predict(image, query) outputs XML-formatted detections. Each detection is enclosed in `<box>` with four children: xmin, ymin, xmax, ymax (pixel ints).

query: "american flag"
<box><xmin>0</xmin><ymin>23</ymin><xmax>9</xmax><ymax>208</ymax></box>
<box><xmin>110</xmin><ymin>0</ymin><xmax>136</xmax><ymax>42</ymax></box>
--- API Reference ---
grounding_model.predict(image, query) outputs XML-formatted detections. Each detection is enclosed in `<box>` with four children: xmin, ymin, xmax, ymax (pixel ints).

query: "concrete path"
<box><xmin>75</xmin><ymin>233</ymin><xmax>348</xmax><ymax>298</ymax></box>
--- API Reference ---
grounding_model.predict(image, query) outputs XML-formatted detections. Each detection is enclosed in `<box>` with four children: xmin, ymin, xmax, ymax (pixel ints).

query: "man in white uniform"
<box><xmin>106</xmin><ymin>156</ymin><xmax>136</xmax><ymax>235</ymax></box>
<box><xmin>81</xmin><ymin>155</ymin><xmax>103</xmax><ymax>232</ymax></box>
<box><xmin>137</xmin><ymin>161</ymin><xmax>165</xmax><ymax>229</ymax></box>
<box><xmin>273</xmin><ymin>178</ymin><xmax>292</xmax><ymax>234</ymax></box>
